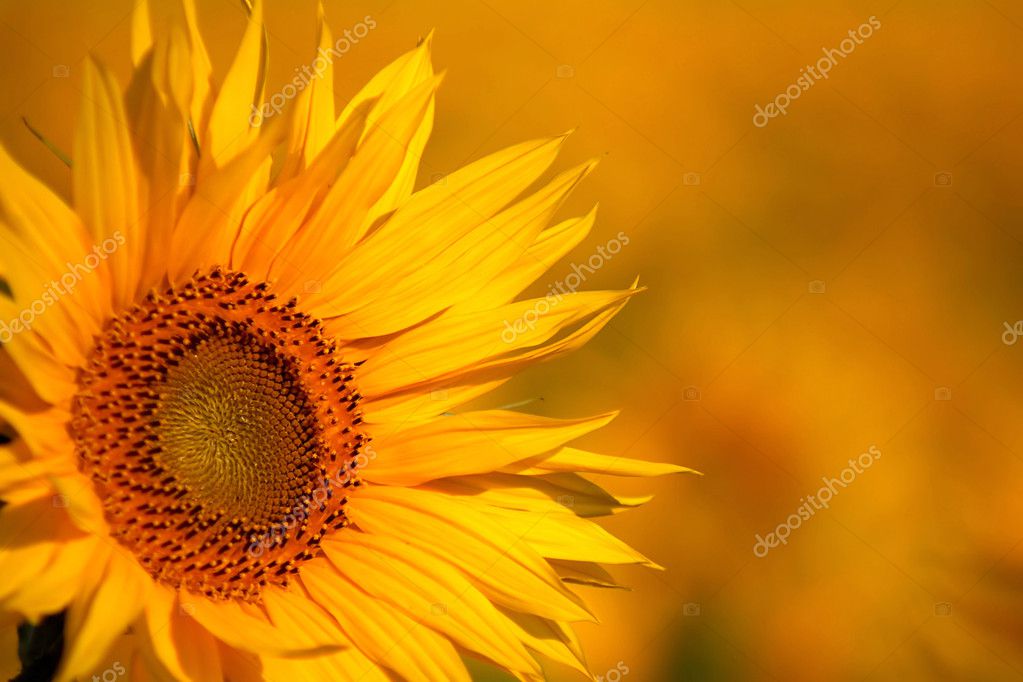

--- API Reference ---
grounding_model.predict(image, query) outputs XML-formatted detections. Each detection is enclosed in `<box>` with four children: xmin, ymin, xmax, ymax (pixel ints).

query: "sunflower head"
<box><xmin>0</xmin><ymin>1</ymin><xmax>693</xmax><ymax>680</ymax></box>
<box><xmin>71</xmin><ymin>268</ymin><xmax>368</xmax><ymax>602</ymax></box>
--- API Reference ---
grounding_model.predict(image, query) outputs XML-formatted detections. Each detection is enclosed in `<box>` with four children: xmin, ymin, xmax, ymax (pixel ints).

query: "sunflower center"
<box><xmin>70</xmin><ymin>269</ymin><xmax>368</xmax><ymax>601</ymax></box>
<box><xmin>155</xmin><ymin>326</ymin><xmax>321</xmax><ymax>525</ymax></box>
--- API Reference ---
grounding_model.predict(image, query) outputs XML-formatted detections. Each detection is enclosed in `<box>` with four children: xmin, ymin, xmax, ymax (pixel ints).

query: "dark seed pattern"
<box><xmin>70</xmin><ymin>269</ymin><xmax>368</xmax><ymax>602</ymax></box>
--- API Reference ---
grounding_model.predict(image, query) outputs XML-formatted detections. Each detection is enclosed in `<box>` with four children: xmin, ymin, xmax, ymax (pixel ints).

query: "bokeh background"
<box><xmin>3</xmin><ymin>0</ymin><xmax>1023</xmax><ymax>680</ymax></box>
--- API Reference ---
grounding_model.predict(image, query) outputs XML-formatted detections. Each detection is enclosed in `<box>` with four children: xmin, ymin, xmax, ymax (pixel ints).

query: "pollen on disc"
<box><xmin>70</xmin><ymin>269</ymin><xmax>370</xmax><ymax>602</ymax></box>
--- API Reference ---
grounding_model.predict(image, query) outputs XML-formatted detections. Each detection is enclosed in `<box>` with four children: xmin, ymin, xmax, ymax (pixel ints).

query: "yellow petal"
<box><xmin>550</xmin><ymin>559</ymin><xmax>625</xmax><ymax>589</ymax></box>
<box><xmin>367</xmin><ymin>410</ymin><xmax>616</xmax><ymax>486</ymax></box>
<box><xmin>363</xmin><ymin>377</ymin><xmax>509</xmax><ymax>427</ymax></box>
<box><xmin>216</xmin><ymin>642</ymin><xmax>263</xmax><ymax>682</ymax></box>
<box><xmin>308</xmin><ymin>133</ymin><xmax>568</xmax><ymax>334</ymax></box>
<box><xmin>414</xmin><ymin>281</ymin><xmax>638</xmax><ymax>395</ymax></box>
<box><xmin>357</xmin><ymin>287</ymin><xmax>640</xmax><ymax>397</ymax></box>
<box><xmin>138</xmin><ymin>587</ymin><xmax>192</xmax><ymax>682</ymax></box>
<box><xmin>57</xmin><ymin>545</ymin><xmax>153</xmax><ymax>682</ymax></box>
<box><xmin>0</xmin><ymin>451</ymin><xmax>53</xmax><ymax>497</ymax></box>
<box><xmin>483</xmin><ymin>505</ymin><xmax>659</xmax><ymax>568</ymax></box>
<box><xmin>273</xmin><ymin>73</ymin><xmax>444</xmax><ymax>293</ymax></box>
<box><xmin>425</xmin><ymin>471</ymin><xmax>651</xmax><ymax>517</ymax></box>
<box><xmin>511</xmin><ymin>446</ymin><xmax>700</xmax><ymax>478</ymax></box>
<box><xmin>276</xmin><ymin>4</ymin><xmax>337</xmax><ymax>179</ymax></box>
<box><xmin>462</xmin><ymin>207</ymin><xmax>597</xmax><ymax>312</ymax></box>
<box><xmin>170</xmin><ymin>604</ymin><xmax>223</xmax><ymax>682</ymax></box>
<box><xmin>261</xmin><ymin>644</ymin><xmax>390</xmax><ymax>682</ymax></box>
<box><xmin>186</xmin><ymin>587</ymin><xmax>344</xmax><ymax>657</ymax></box>
<box><xmin>73</xmin><ymin>57</ymin><xmax>141</xmax><ymax>310</ymax></box>
<box><xmin>354</xmin><ymin>485</ymin><xmax>593</xmax><ymax>621</ymax></box>
<box><xmin>232</xmin><ymin>100</ymin><xmax>370</xmax><ymax>278</ymax></box>
<box><xmin>502</xmin><ymin>610</ymin><xmax>590</xmax><ymax>677</ymax></box>
<box><xmin>336</xmin><ymin>30</ymin><xmax>432</xmax><ymax>133</ymax></box>
<box><xmin>179</xmin><ymin>0</ymin><xmax>214</xmax><ymax>135</ymax></box>
<box><xmin>302</xmin><ymin>560</ymin><xmax>470</xmax><ymax>682</ymax></box>
<box><xmin>168</xmin><ymin>114</ymin><xmax>285</xmax><ymax>283</ymax></box>
<box><xmin>0</xmin><ymin>145</ymin><xmax>106</xmax><ymax>354</ymax></box>
<box><xmin>204</xmin><ymin>0</ymin><xmax>265</xmax><ymax>165</ymax></box>
<box><xmin>334</xmin><ymin>159</ymin><xmax>597</xmax><ymax>339</ymax></box>
<box><xmin>125</xmin><ymin>23</ymin><xmax>200</xmax><ymax>294</ymax></box>
<box><xmin>0</xmin><ymin>407</ymin><xmax>107</xmax><ymax>535</ymax></box>
<box><xmin>50</xmin><ymin>469</ymin><xmax>110</xmax><ymax>537</ymax></box>
<box><xmin>131</xmin><ymin>0</ymin><xmax>212</xmax><ymax>132</ymax></box>
<box><xmin>1</xmin><ymin>535</ymin><xmax>102</xmax><ymax>622</ymax></box>
<box><xmin>261</xmin><ymin>585</ymin><xmax>348</xmax><ymax>652</ymax></box>
<box><xmin>323</xmin><ymin>532</ymin><xmax>542</xmax><ymax>677</ymax></box>
<box><xmin>129</xmin><ymin>0</ymin><xmax>152</xmax><ymax>65</ymax></box>
<box><xmin>0</xmin><ymin>347</ymin><xmax>48</xmax><ymax>410</ymax></box>
<box><xmin>0</xmin><ymin>492</ymin><xmax>88</xmax><ymax>613</ymax></box>
<box><xmin>334</xmin><ymin>30</ymin><xmax>434</xmax><ymax>232</ymax></box>
<box><xmin>0</xmin><ymin>266</ymin><xmax>85</xmax><ymax>372</ymax></box>
<box><xmin>0</xmin><ymin>329</ymin><xmax>77</xmax><ymax>406</ymax></box>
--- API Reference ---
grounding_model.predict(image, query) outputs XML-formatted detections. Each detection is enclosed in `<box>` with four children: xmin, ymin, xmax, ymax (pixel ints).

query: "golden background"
<box><xmin>2</xmin><ymin>0</ymin><xmax>1023</xmax><ymax>680</ymax></box>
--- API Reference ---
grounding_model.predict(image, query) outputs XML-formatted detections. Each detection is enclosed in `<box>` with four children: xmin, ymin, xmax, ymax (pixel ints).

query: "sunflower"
<box><xmin>0</xmin><ymin>1</ymin><xmax>692</xmax><ymax>680</ymax></box>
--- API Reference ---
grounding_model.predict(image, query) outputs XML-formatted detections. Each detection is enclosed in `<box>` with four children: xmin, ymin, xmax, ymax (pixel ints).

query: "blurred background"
<box><xmin>2</xmin><ymin>0</ymin><xmax>1023</xmax><ymax>680</ymax></box>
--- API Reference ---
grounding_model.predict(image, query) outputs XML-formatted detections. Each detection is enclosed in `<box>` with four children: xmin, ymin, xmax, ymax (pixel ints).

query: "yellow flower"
<box><xmin>0</xmin><ymin>1</ymin><xmax>692</xmax><ymax>679</ymax></box>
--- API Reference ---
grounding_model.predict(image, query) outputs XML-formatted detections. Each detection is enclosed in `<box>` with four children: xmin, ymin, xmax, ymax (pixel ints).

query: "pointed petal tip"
<box><xmin>617</xmin><ymin>493</ymin><xmax>656</xmax><ymax>508</ymax></box>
